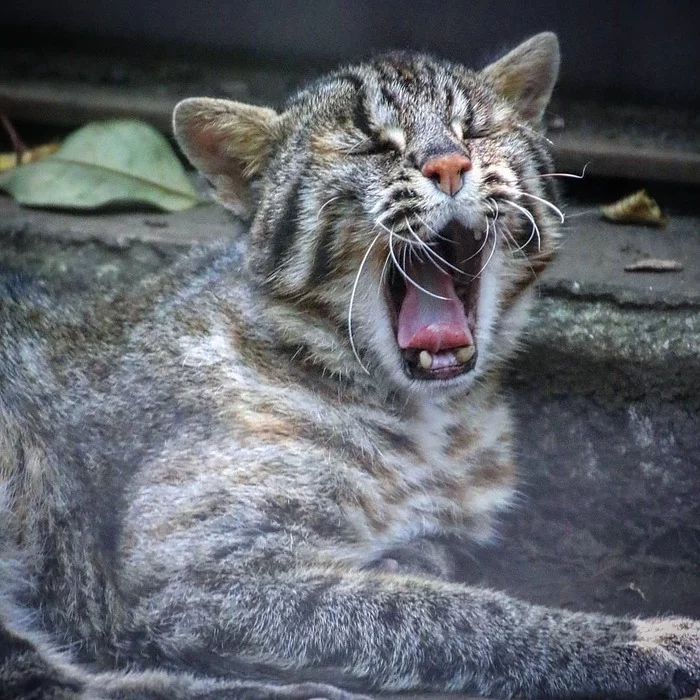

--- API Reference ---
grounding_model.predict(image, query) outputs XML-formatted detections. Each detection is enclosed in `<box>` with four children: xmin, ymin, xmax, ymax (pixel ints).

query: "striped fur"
<box><xmin>1</xmin><ymin>33</ymin><xmax>699</xmax><ymax>700</ymax></box>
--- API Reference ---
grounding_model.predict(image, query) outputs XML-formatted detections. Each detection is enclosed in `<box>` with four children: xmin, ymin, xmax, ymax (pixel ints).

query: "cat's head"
<box><xmin>174</xmin><ymin>32</ymin><xmax>561</xmax><ymax>395</ymax></box>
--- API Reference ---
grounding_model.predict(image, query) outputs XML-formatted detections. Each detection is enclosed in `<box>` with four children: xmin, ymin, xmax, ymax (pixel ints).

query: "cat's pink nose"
<box><xmin>421</xmin><ymin>153</ymin><xmax>472</xmax><ymax>196</ymax></box>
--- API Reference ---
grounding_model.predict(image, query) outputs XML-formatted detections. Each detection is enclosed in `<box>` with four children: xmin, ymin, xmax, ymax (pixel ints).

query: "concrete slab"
<box><xmin>540</xmin><ymin>207</ymin><xmax>700</xmax><ymax>307</ymax></box>
<box><xmin>0</xmin><ymin>195</ymin><xmax>242</xmax><ymax>248</ymax></box>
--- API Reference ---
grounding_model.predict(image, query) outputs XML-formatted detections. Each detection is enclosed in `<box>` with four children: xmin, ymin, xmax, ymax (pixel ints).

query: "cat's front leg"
<box><xmin>0</xmin><ymin>604</ymin><xmax>369</xmax><ymax>700</ymax></box>
<box><xmin>131</xmin><ymin>568</ymin><xmax>700</xmax><ymax>699</ymax></box>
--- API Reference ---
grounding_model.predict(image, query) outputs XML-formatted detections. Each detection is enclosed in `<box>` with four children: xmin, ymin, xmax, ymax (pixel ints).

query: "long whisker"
<box><xmin>388</xmin><ymin>229</ymin><xmax>450</xmax><ymax>301</ymax></box>
<box><xmin>348</xmin><ymin>231</ymin><xmax>383</xmax><ymax>374</ymax></box>
<box><xmin>505</xmin><ymin>200</ymin><xmax>541</xmax><ymax>252</ymax></box>
<box><xmin>523</xmin><ymin>163</ymin><xmax>589</xmax><ymax>181</ymax></box>
<box><xmin>500</xmin><ymin>221</ymin><xmax>537</xmax><ymax>279</ymax></box>
<box><xmin>516</xmin><ymin>121</ymin><xmax>554</xmax><ymax>145</ymax></box>
<box><xmin>500</xmin><ymin>225</ymin><xmax>516</xmax><ymax>254</ymax></box>
<box><xmin>472</xmin><ymin>222</ymin><xmax>498</xmax><ymax>279</ymax></box>
<box><xmin>462</xmin><ymin>219</ymin><xmax>491</xmax><ymax>262</ymax></box>
<box><xmin>416</xmin><ymin>243</ymin><xmax>452</xmax><ymax>278</ymax></box>
<box><xmin>409</xmin><ymin>217</ymin><xmax>491</xmax><ymax>277</ymax></box>
<box><xmin>414</xmin><ymin>213</ymin><xmax>452</xmax><ymax>244</ymax></box>
<box><xmin>316</xmin><ymin>196</ymin><xmax>341</xmax><ymax>219</ymax></box>
<box><xmin>562</xmin><ymin>208</ymin><xmax>598</xmax><ymax>219</ymax></box>
<box><xmin>376</xmin><ymin>219</ymin><xmax>414</xmax><ymax>246</ymax></box>
<box><xmin>378</xmin><ymin>253</ymin><xmax>392</xmax><ymax>292</ymax></box>
<box><xmin>414</xmin><ymin>213</ymin><xmax>437</xmax><ymax>235</ymax></box>
<box><xmin>404</xmin><ymin>219</ymin><xmax>453</xmax><ymax>277</ymax></box>
<box><xmin>518</xmin><ymin>191</ymin><xmax>565</xmax><ymax>223</ymax></box>
<box><xmin>344</xmin><ymin>137</ymin><xmax>371</xmax><ymax>155</ymax></box>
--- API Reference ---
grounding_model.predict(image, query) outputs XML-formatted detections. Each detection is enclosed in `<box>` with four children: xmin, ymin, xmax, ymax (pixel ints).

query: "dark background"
<box><xmin>1</xmin><ymin>0</ymin><xmax>698</xmax><ymax>104</ymax></box>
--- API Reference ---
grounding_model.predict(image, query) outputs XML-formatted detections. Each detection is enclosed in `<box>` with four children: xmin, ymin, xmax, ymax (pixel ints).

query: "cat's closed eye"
<box><xmin>346</xmin><ymin>138</ymin><xmax>396</xmax><ymax>157</ymax></box>
<box><xmin>451</xmin><ymin>119</ymin><xmax>507</xmax><ymax>142</ymax></box>
<box><xmin>348</xmin><ymin>127</ymin><xmax>406</xmax><ymax>157</ymax></box>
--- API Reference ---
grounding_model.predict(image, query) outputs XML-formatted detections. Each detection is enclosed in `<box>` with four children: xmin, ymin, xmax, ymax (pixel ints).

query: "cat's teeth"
<box><xmin>418</xmin><ymin>351</ymin><xmax>433</xmax><ymax>369</ymax></box>
<box><xmin>473</xmin><ymin>228</ymin><xmax>483</xmax><ymax>241</ymax></box>
<box><xmin>455</xmin><ymin>345</ymin><xmax>475</xmax><ymax>363</ymax></box>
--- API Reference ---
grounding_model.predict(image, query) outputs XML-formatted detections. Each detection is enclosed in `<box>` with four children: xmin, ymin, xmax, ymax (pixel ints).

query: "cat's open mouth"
<box><xmin>386</xmin><ymin>220</ymin><xmax>481</xmax><ymax>381</ymax></box>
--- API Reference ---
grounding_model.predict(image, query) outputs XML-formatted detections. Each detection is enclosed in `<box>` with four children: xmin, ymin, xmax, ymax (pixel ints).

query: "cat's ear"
<box><xmin>481</xmin><ymin>32</ymin><xmax>560</xmax><ymax>123</ymax></box>
<box><xmin>173</xmin><ymin>98</ymin><xmax>281</xmax><ymax>217</ymax></box>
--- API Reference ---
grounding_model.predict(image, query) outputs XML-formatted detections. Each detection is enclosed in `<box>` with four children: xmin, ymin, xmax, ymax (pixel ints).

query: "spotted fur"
<box><xmin>1</xmin><ymin>33</ymin><xmax>699</xmax><ymax>700</ymax></box>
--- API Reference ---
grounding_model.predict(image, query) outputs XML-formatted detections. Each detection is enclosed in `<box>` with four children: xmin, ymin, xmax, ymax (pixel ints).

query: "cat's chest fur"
<box><xmin>319</xmin><ymin>392</ymin><xmax>515</xmax><ymax>567</ymax></box>
<box><xmin>119</xmin><ymin>287</ymin><xmax>516</xmax><ymax>578</ymax></box>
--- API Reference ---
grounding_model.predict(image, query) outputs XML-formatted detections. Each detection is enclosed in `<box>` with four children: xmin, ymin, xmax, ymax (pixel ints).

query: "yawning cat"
<box><xmin>1</xmin><ymin>32</ymin><xmax>698</xmax><ymax>700</ymax></box>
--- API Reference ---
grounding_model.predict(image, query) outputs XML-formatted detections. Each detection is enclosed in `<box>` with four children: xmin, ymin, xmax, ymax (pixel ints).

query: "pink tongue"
<box><xmin>397</xmin><ymin>264</ymin><xmax>473</xmax><ymax>353</ymax></box>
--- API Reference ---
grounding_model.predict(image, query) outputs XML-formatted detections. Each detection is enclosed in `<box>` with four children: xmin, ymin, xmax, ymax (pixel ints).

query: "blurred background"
<box><xmin>0</xmin><ymin>0</ymin><xmax>698</xmax><ymax>103</ymax></box>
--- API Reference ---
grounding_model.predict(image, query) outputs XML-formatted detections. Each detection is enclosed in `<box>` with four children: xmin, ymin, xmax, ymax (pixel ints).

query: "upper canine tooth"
<box><xmin>455</xmin><ymin>345</ymin><xmax>475</xmax><ymax>363</ymax></box>
<box><xmin>418</xmin><ymin>350</ymin><xmax>433</xmax><ymax>369</ymax></box>
<box><xmin>473</xmin><ymin>228</ymin><xmax>483</xmax><ymax>241</ymax></box>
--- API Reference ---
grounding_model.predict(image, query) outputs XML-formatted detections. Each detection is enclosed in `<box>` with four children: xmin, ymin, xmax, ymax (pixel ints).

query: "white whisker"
<box><xmin>348</xmin><ymin>231</ymin><xmax>383</xmax><ymax>374</ymax></box>
<box><xmin>344</xmin><ymin>137</ymin><xmax>371</xmax><ymax>155</ymax></box>
<box><xmin>414</xmin><ymin>213</ymin><xmax>452</xmax><ymax>244</ymax></box>
<box><xmin>316</xmin><ymin>196</ymin><xmax>341</xmax><ymax>219</ymax></box>
<box><xmin>404</xmin><ymin>219</ymin><xmax>453</xmax><ymax>277</ymax></box>
<box><xmin>378</xmin><ymin>253</ymin><xmax>392</xmax><ymax>291</ymax></box>
<box><xmin>473</xmin><ymin>223</ymin><xmax>498</xmax><ymax>279</ymax></box>
<box><xmin>518</xmin><ymin>191</ymin><xmax>565</xmax><ymax>223</ymax></box>
<box><xmin>563</xmin><ymin>208</ymin><xmax>598</xmax><ymax>219</ymax></box>
<box><xmin>500</xmin><ymin>222</ymin><xmax>537</xmax><ymax>278</ymax></box>
<box><xmin>388</xmin><ymin>229</ymin><xmax>450</xmax><ymax>301</ymax></box>
<box><xmin>376</xmin><ymin>219</ymin><xmax>413</xmax><ymax>246</ymax></box>
<box><xmin>487</xmin><ymin>198</ymin><xmax>501</xmax><ymax>226</ymax></box>
<box><xmin>461</xmin><ymin>219</ymin><xmax>491</xmax><ymax>263</ymax></box>
<box><xmin>414</xmin><ymin>214</ymin><xmax>437</xmax><ymax>235</ymax></box>
<box><xmin>417</xmin><ymin>244</ymin><xmax>453</xmax><ymax>277</ymax></box>
<box><xmin>505</xmin><ymin>200</ymin><xmax>541</xmax><ymax>252</ymax></box>
<box><xmin>516</xmin><ymin>122</ymin><xmax>553</xmax><ymax>145</ymax></box>
<box><xmin>524</xmin><ymin>163</ymin><xmax>589</xmax><ymax>181</ymax></box>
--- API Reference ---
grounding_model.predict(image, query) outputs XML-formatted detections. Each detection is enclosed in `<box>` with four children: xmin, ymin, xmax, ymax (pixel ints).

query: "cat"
<box><xmin>1</xmin><ymin>32</ymin><xmax>699</xmax><ymax>700</ymax></box>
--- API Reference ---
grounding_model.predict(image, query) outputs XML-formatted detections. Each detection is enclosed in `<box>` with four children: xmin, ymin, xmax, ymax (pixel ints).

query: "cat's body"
<box><xmin>1</xmin><ymin>34</ymin><xmax>699</xmax><ymax>700</ymax></box>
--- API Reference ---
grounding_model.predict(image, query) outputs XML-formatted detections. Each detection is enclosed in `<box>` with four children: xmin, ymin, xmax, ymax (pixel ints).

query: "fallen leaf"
<box><xmin>0</xmin><ymin>142</ymin><xmax>60</xmax><ymax>172</ymax></box>
<box><xmin>0</xmin><ymin>120</ymin><xmax>199</xmax><ymax>211</ymax></box>
<box><xmin>601</xmin><ymin>190</ymin><xmax>666</xmax><ymax>227</ymax></box>
<box><xmin>624</xmin><ymin>258</ymin><xmax>683</xmax><ymax>273</ymax></box>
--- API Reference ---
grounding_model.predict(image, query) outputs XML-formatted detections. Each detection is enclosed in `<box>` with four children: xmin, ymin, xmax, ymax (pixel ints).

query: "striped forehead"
<box><xmin>362</xmin><ymin>59</ymin><xmax>463</xmax><ymax>125</ymax></box>
<box><xmin>287</xmin><ymin>55</ymin><xmax>487</xmax><ymax>141</ymax></box>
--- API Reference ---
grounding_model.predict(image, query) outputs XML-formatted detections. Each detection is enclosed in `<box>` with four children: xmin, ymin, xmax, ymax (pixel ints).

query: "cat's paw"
<box><xmin>626</xmin><ymin>618</ymin><xmax>700</xmax><ymax>699</ymax></box>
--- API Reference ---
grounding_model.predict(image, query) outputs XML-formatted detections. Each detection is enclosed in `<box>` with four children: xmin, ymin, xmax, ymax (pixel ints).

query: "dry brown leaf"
<box><xmin>601</xmin><ymin>189</ymin><xmax>666</xmax><ymax>227</ymax></box>
<box><xmin>0</xmin><ymin>142</ymin><xmax>60</xmax><ymax>172</ymax></box>
<box><xmin>624</xmin><ymin>258</ymin><xmax>683</xmax><ymax>273</ymax></box>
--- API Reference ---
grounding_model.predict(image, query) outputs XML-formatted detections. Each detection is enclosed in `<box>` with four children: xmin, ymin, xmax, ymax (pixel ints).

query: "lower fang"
<box><xmin>418</xmin><ymin>350</ymin><xmax>433</xmax><ymax>369</ymax></box>
<box><xmin>455</xmin><ymin>345</ymin><xmax>475</xmax><ymax>363</ymax></box>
